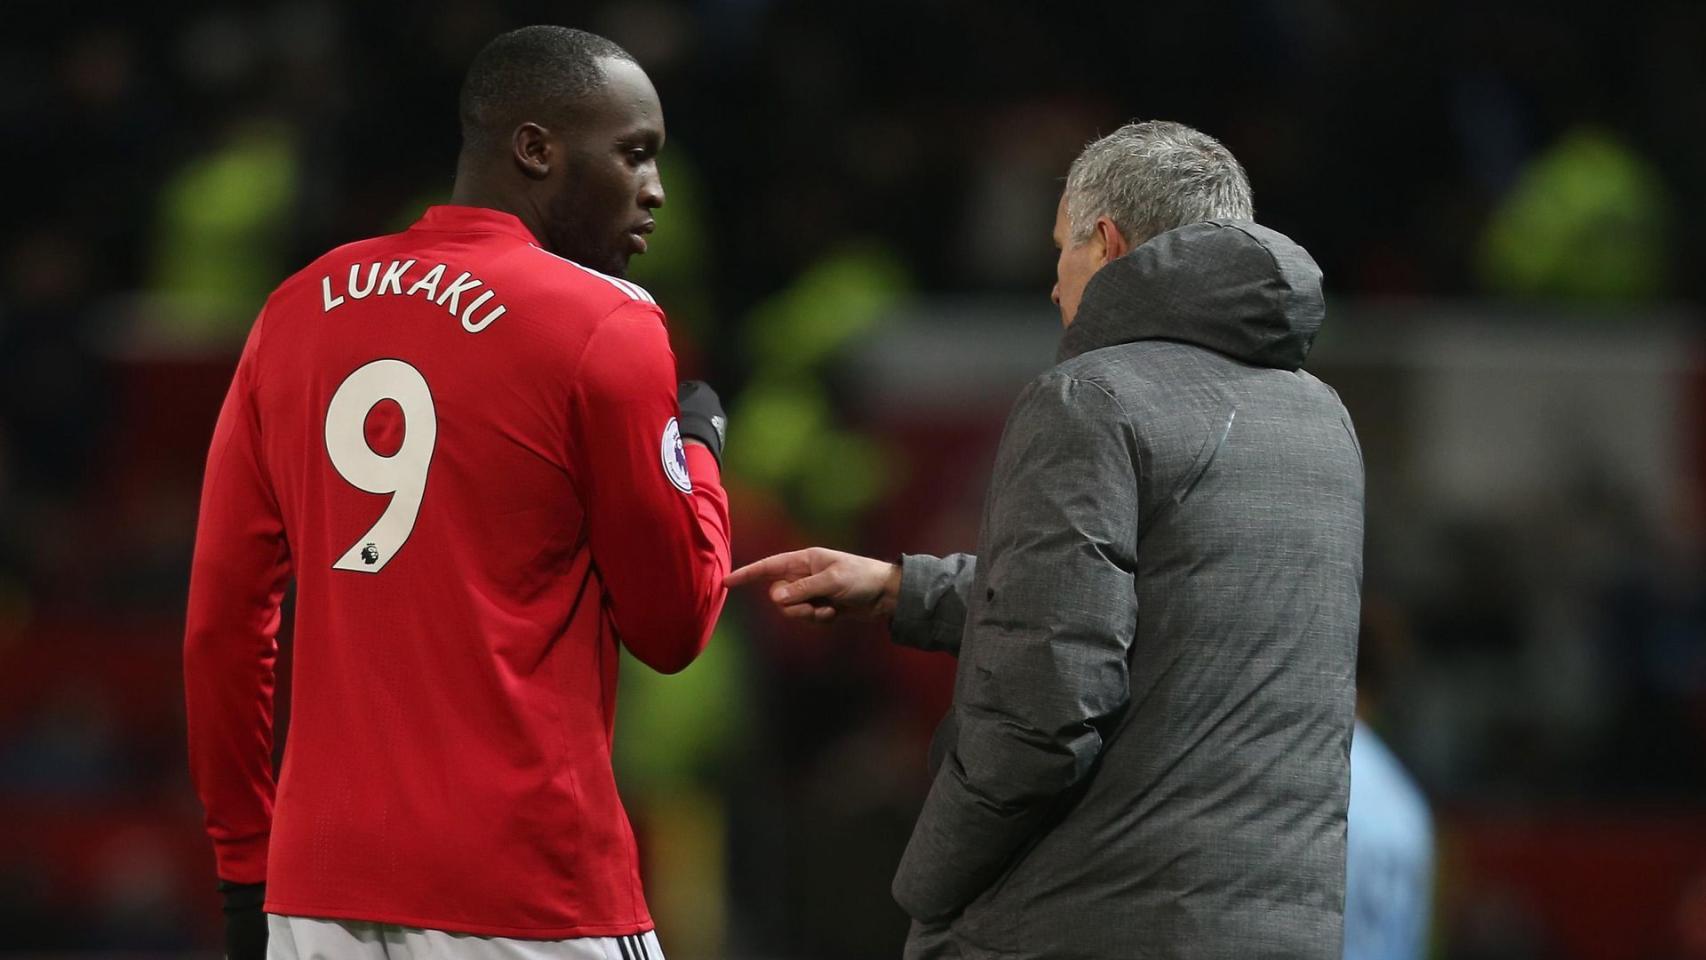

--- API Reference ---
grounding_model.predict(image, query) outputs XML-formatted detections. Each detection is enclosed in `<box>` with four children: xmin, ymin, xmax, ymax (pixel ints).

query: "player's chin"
<box><xmin>602</xmin><ymin>248</ymin><xmax>635</xmax><ymax>279</ymax></box>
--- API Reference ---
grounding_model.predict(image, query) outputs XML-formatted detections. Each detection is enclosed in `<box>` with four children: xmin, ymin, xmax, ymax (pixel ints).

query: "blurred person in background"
<box><xmin>1344</xmin><ymin>601</ymin><xmax>1434</xmax><ymax>960</ymax></box>
<box><xmin>729</xmin><ymin>121</ymin><xmax>1364</xmax><ymax>959</ymax></box>
<box><xmin>182</xmin><ymin>26</ymin><xmax>731</xmax><ymax>960</ymax></box>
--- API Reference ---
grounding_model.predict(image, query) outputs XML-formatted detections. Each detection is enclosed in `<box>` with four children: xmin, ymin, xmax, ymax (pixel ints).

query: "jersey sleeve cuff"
<box><xmin>213</xmin><ymin>837</ymin><xmax>270</xmax><ymax>886</ymax></box>
<box><xmin>684</xmin><ymin>442</ymin><xmax>723</xmax><ymax>489</ymax></box>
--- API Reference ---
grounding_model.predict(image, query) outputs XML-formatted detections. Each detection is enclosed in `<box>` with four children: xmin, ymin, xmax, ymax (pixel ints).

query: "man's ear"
<box><xmin>1095</xmin><ymin>216</ymin><xmax>1130</xmax><ymax>263</ymax></box>
<box><xmin>512</xmin><ymin>122</ymin><xmax>552</xmax><ymax>180</ymax></box>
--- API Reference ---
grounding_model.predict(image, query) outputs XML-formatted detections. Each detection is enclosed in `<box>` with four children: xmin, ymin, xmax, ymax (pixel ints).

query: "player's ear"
<box><xmin>512</xmin><ymin>122</ymin><xmax>552</xmax><ymax>180</ymax></box>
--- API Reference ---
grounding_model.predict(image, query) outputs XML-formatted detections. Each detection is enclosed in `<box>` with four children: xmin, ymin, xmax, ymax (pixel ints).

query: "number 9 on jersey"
<box><xmin>325</xmin><ymin>359</ymin><xmax>437</xmax><ymax>573</ymax></box>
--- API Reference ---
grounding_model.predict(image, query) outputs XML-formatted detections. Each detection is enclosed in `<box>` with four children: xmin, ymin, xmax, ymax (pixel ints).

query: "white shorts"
<box><xmin>266</xmin><ymin>914</ymin><xmax>666</xmax><ymax>960</ymax></box>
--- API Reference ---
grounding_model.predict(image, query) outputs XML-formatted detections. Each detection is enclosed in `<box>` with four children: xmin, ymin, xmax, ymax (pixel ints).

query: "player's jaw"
<box><xmin>542</xmin><ymin>185</ymin><xmax>656</xmax><ymax>278</ymax></box>
<box><xmin>593</xmin><ymin>210</ymin><xmax>653</xmax><ymax>278</ymax></box>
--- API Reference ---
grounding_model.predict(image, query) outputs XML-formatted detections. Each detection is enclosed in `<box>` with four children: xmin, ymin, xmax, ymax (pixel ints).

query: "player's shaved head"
<box><xmin>451</xmin><ymin>25</ymin><xmax>665</xmax><ymax>277</ymax></box>
<box><xmin>458</xmin><ymin>26</ymin><xmax>637</xmax><ymax>155</ymax></box>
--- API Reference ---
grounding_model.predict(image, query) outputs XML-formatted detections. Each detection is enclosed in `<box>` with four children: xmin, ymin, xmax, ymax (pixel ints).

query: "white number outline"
<box><xmin>324</xmin><ymin>358</ymin><xmax>437</xmax><ymax>573</ymax></box>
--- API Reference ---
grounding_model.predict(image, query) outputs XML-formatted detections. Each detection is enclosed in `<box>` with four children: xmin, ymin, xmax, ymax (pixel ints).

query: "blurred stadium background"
<box><xmin>4</xmin><ymin>1</ymin><xmax>1706</xmax><ymax>956</ymax></box>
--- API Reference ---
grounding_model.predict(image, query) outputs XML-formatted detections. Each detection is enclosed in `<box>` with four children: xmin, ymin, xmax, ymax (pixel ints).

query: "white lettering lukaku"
<box><xmin>320</xmin><ymin>260</ymin><xmax>507</xmax><ymax>333</ymax></box>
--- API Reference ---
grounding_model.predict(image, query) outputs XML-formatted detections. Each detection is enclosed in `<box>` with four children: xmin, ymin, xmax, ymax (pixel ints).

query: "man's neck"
<box><xmin>450</xmin><ymin>172</ymin><xmax>547</xmax><ymax>247</ymax></box>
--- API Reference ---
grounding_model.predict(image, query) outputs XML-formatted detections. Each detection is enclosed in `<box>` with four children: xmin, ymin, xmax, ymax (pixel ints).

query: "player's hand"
<box><xmin>218</xmin><ymin>881</ymin><xmax>267</xmax><ymax>960</ymax></box>
<box><xmin>725</xmin><ymin>547</ymin><xmax>901</xmax><ymax>623</ymax></box>
<box><xmin>677</xmin><ymin>381</ymin><xmax>727</xmax><ymax>465</ymax></box>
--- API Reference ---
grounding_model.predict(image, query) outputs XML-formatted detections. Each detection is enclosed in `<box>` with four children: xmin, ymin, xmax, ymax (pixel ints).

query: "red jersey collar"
<box><xmin>412</xmin><ymin>205</ymin><xmax>540</xmax><ymax>244</ymax></box>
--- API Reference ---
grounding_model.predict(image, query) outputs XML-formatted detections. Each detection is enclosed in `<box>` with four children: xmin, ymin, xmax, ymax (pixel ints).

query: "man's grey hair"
<box><xmin>1063</xmin><ymin>120</ymin><xmax>1254</xmax><ymax>245</ymax></box>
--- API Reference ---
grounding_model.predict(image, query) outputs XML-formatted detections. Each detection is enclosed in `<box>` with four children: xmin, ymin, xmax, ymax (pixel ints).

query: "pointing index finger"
<box><xmin>725</xmin><ymin>551</ymin><xmax>801</xmax><ymax>587</ymax></box>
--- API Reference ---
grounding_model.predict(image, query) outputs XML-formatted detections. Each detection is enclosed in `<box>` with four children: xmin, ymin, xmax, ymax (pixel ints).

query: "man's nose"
<box><xmin>1050</xmin><ymin>283</ymin><xmax>1061</xmax><ymax>306</ymax></box>
<box><xmin>640</xmin><ymin>173</ymin><xmax>665</xmax><ymax>209</ymax></box>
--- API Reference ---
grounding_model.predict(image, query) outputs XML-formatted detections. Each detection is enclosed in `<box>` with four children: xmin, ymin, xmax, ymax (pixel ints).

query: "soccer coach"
<box><xmin>729</xmin><ymin>121</ymin><xmax>1364</xmax><ymax>959</ymax></box>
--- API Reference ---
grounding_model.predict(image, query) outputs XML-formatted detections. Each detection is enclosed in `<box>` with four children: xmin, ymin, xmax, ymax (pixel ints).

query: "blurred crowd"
<box><xmin>3</xmin><ymin>0</ymin><xmax>1706</xmax><ymax>956</ymax></box>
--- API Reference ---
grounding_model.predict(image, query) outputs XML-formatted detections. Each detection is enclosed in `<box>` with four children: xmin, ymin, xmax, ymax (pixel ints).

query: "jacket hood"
<box><xmin>1057</xmin><ymin>220</ymin><xmax>1325</xmax><ymax>370</ymax></box>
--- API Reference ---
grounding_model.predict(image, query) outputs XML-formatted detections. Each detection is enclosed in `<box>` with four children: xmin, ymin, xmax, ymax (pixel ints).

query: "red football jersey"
<box><xmin>183</xmin><ymin>205</ymin><xmax>731</xmax><ymax>938</ymax></box>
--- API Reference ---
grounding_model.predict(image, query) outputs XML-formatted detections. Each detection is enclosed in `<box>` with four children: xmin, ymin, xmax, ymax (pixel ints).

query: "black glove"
<box><xmin>218</xmin><ymin>881</ymin><xmax>267</xmax><ymax>960</ymax></box>
<box><xmin>676</xmin><ymin>380</ymin><xmax>727</xmax><ymax>466</ymax></box>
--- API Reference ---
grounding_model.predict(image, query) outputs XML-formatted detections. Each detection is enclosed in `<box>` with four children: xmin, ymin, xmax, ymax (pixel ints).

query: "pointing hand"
<box><xmin>725</xmin><ymin>547</ymin><xmax>901</xmax><ymax>623</ymax></box>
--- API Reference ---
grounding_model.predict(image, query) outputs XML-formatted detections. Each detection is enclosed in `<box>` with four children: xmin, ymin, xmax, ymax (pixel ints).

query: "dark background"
<box><xmin>3</xmin><ymin>1</ymin><xmax>1705</xmax><ymax>956</ymax></box>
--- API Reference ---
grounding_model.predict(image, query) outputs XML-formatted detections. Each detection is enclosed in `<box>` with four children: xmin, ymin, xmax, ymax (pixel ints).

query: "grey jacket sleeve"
<box><xmin>890</xmin><ymin>553</ymin><xmax>978</xmax><ymax>655</ymax></box>
<box><xmin>892</xmin><ymin>371</ymin><xmax>1141</xmax><ymax>923</ymax></box>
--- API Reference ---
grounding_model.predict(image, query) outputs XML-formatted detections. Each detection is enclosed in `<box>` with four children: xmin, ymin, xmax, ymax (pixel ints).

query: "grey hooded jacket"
<box><xmin>890</xmin><ymin>221</ymin><xmax>1364</xmax><ymax>959</ymax></box>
